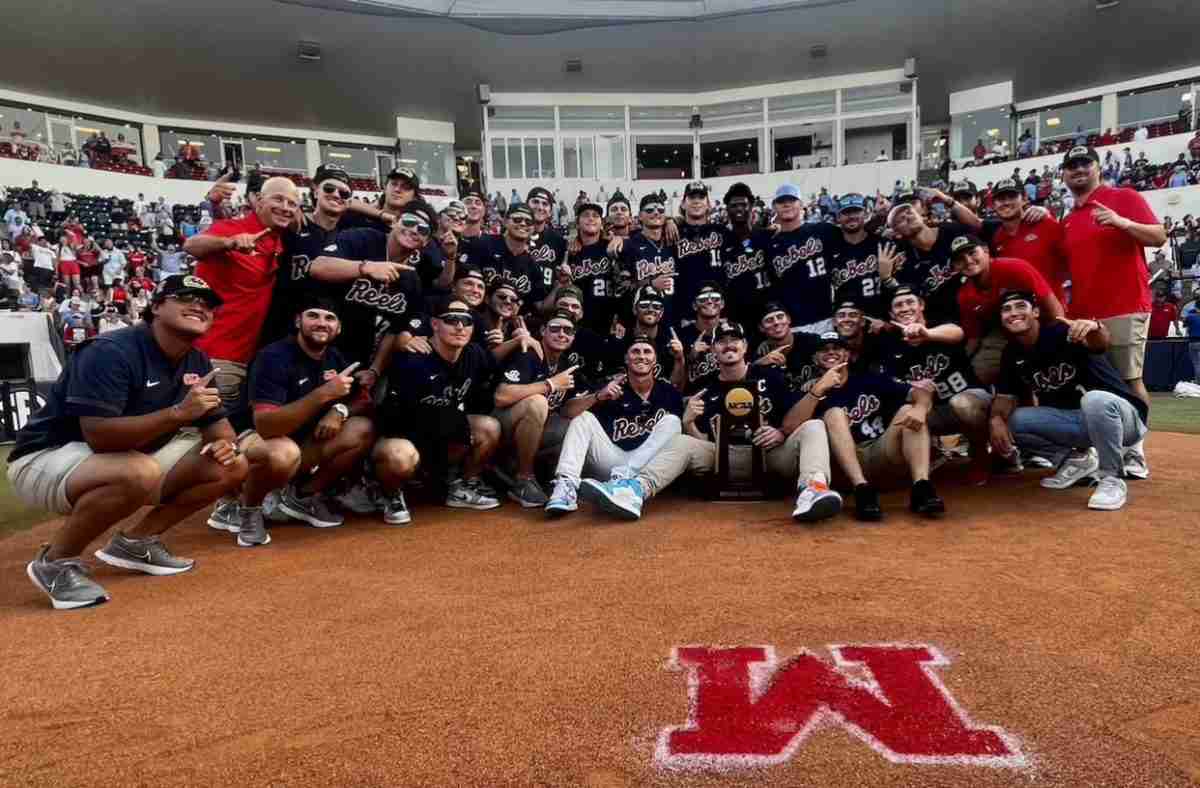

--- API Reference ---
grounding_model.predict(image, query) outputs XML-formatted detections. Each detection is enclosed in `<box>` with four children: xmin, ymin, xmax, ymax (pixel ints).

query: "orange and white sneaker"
<box><xmin>792</xmin><ymin>480</ymin><xmax>843</xmax><ymax>523</ymax></box>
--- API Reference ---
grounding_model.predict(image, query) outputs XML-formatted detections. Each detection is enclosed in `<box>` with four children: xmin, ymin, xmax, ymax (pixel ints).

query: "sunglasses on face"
<box><xmin>168</xmin><ymin>293</ymin><xmax>217</xmax><ymax>309</ymax></box>
<box><xmin>695</xmin><ymin>294</ymin><xmax>723</xmax><ymax>305</ymax></box>
<box><xmin>508</xmin><ymin>215</ymin><xmax>533</xmax><ymax>227</ymax></box>
<box><xmin>444</xmin><ymin>211</ymin><xmax>466</xmax><ymax>222</ymax></box>
<box><xmin>493</xmin><ymin>292</ymin><xmax>520</xmax><ymax>305</ymax></box>
<box><xmin>321</xmin><ymin>184</ymin><xmax>352</xmax><ymax>199</ymax></box>
<box><xmin>438</xmin><ymin>313</ymin><xmax>474</xmax><ymax>327</ymax></box>
<box><xmin>1064</xmin><ymin>159</ymin><xmax>1094</xmax><ymax>171</ymax></box>
<box><xmin>636</xmin><ymin>301</ymin><xmax>665</xmax><ymax>312</ymax></box>
<box><xmin>399</xmin><ymin>216</ymin><xmax>431</xmax><ymax>236</ymax></box>
<box><xmin>546</xmin><ymin>323</ymin><xmax>576</xmax><ymax>336</ymax></box>
<box><xmin>641</xmin><ymin>204</ymin><xmax>666</xmax><ymax>215</ymax></box>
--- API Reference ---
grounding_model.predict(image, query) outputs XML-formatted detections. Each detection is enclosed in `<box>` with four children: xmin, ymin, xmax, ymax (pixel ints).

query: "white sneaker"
<box><xmin>544</xmin><ymin>477</ymin><xmax>579</xmax><ymax>517</ymax></box>
<box><xmin>1088</xmin><ymin>475</ymin><xmax>1127</xmax><ymax>510</ymax></box>
<box><xmin>792</xmin><ymin>481</ymin><xmax>842</xmax><ymax>523</ymax></box>
<box><xmin>1123</xmin><ymin>447</ymin><xmax>1149</xmax><ymax>480</ymax></box>
<box><xmin>1041</xmin><ymin>448</ymin><xmax>1099</xmax><ymax>490</ymax></box>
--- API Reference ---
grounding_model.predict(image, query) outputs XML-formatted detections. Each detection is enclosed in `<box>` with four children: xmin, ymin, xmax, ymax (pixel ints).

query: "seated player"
<box><xmin>493</xmin><ymin>309</ymin><xmax>593</xmax><ymax>507</ymax></box>
<box><xmin>654</xmin><ymin>320</ymin><xmax>843</xmax><ymax>522</ymax></box>
<box><xmin>544</xmin><ymin>338</ymin><xmax>683</xmax><ymax>520</ymax></box>
<box><xmin>676</xmin><ymin>281</ymin><xmax>725</xmax><ymax>394</ymax></box>
<box><xmin>208</xmin><ymin>298</ymin><xmax>378</xmax><ymax>543</ymax></box>
<box><xmin>988</xmin><ymin>291</ymin><xmax>1148</xmax><ymax>511</ymax></box>
<box><xmin>376</xmin><ymin>296</ymin><xmax>503</xmax><ymax>516</ymax></box>
<box><xmin>950</xmin><ymin>234</ymin><xmax>1063</xmax><ymax>385</ymax></box>
<box><xmin>880</xmin><ymin>285</ymin><xmax>995</xmax><ymax>484</ymax></box>
<box><xmin>791</xmin><ymin>332</ymin><xmax>943</xmax><ymax>521</ymax></box>
<box><xmin>6</xmin><ymin>275</ymin><xmax>248</xmax><ymax>610</ymax></box>
<box><xmin>753</xmin><ymin>301</ymin><xmax>823</xmax><ymax>394</ymax></box>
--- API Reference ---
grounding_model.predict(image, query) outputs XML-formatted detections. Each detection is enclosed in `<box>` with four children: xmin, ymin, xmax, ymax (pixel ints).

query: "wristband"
<box><xmin>358</xmin><ymin>261</ymin><xmax>367</xmax><ymax>278</ymax></box>
<box><xmin>546</xmin><ymin>379</ymin><xmax>556</xmax><ymax>395</ymax></box>
<box><xmin>332</xmin><ymin>403</ymin><xmax>350</xmax><ymax>420</ymax></box>
<box><xmin>808</xmin><ymin>390</ymin><xmax>826</xmax><ymax>401</ymax></box>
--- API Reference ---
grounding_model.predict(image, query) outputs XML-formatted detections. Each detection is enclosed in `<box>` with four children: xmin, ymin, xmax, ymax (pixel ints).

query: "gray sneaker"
<box><xmin>206</xmin><ymin>498</ymin><xmax>242</xmax><ymax>533</ymax></box>
<box><xmin>261</xmin><ymin>489</ymin><xmax>292</xmax><ymax>523</ymax></box>
<box><xmin>95</xmin><ymin>533</ymin><xmax>195</xmax><ymax>575</ymax></box>
<box><xmin>335</xmin><ymin>480</ymin><xmax>381</xmax><ymax>514</ymax></box>
<box><xmin>383</xmin><ymin>489</ymin><xmax>412</xmax><ymax>525</ymax></box>
<box><xmin>508</xmin><ymin>477</ymin><xmax>549</xmax><ymax>508</ymax></box>
<box><xmin>236</xmin><ymin>507</ymin><xmax>272</xmax><ymax>548</ymax></box>
<box><xmin>278</xmin><ymin>485</ymin><xmax>344</xmax><ymax>528</ymax></box>
<box><xmin>27</xmin><ymin>544</ymin><xmax>111</xmax><ymax>610</ymax></box>
<box><xmin>446</xmin><ymin>478</ymin><xmax>501</xmax><ymax>510</ymax></box>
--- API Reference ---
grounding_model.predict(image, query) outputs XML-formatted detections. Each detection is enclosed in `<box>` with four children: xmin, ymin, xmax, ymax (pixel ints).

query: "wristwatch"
<box><xmin>331</xmin><ymin>403</ymin><xmax>350</xmax><ymax>420</ymax></box>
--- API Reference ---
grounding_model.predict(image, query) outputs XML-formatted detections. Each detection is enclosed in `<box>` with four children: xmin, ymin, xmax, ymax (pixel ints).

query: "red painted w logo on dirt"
<box><xmin>655</xmin><ymin>644</ymin><xmax>1025</xmax><ymax>770</ymax></box>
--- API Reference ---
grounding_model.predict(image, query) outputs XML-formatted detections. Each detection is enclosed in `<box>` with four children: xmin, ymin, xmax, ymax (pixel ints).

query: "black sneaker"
<box><xmin>853</xmin><ymin>483</ymin><xmax>883</xmax><ymax>522</ymax></box>
<box><xmin>910</xmin><ymin>479</ymin><xmax>946</xmax><ymax>517</ymax></box>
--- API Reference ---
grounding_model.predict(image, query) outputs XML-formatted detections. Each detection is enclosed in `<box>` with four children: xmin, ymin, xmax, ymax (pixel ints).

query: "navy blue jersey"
<box><xmin>589</xmin><ymin>379</ymin><xmax>683</xmax><ymax>452</ymax></box>
<box><xmin>259</xmin><ymin>221</ymin><xmax>340</xmax><ymax>347</ymax></box>
<box><xmin>721</xmin><ymin>228</ymin><xmax>773</xmax><ymax>327</ymax></box>
<box><xmin>331</xmin><ymin>228</ymin><xmax>424</xmax><ymax>367</ymax></box>
<box><xmin>618</xmin><ymin>232</ymin><xmax>678</xmax><ymax>322</ymax></box>
<box><xmin>998</xmin><ymin>322</ymin><xmax>1148</xmax><ymax>422</ymax></box>
<box><xmin>815</xmin><ymin>372</ymin><xmax>912</xmax><ymax>445</ymax></box>
<box><xmin>10</xmin><ymin>325</ymin><xmax>226</xmax><ymax>461</ymax></box>
<box><xmin>894</xmin><ymin>222</ymin><xmax>971</xmax><ymax>327</ymax></box>
<box><xmin>677</xmin><ymin>322</ymin><xmax>720</xmax><ymax>394</ymax></box>
<box><xmin>569</xmin><ymin>240</ymin><xmax>620</xmax><ymax>334</ymax></box>
<box><xmin>528</xmin><ymin>226</ymin><xmax>568</xmax><ymax>293</ymax></box>
<box><xmin>498</xmin><ymin>348</ymin><xmax>590</xmax><ymax>413</ymax></box>
<box><xmin>830</xmin><ymin>234</ymin><xmax>885</xmax><ymax>317</ymax></box>
<box><xmin>692</xmin><ymin>366</ymin><xmax>797</xmax><ymax>439</ymax></box>
<box><xmin>461</xmin><ymin>234</ymin><xmax>547</xmax><ymax>308</ymax></box>
<box><xmin>385</xmin><ymin>343</ymin><xmax>495</xmax><ymax>414</ymax></box>
<box><xmin>878</xmin><ymin>332</ymin><xmax>979</xmax><ymax>403</ymax></box>
<box><xmin>248</xmin><ymin>337</ymin><xmax>350</xmax><ymax>440</ymax></box>
<box><xmin>767</xmin><ymin>223</ymin><xmax>837</xmax><ymax>327</ymax></box>
<box><xmin>754</xmin><ymin>333</ymin><xmax>824</xmax><ymax>394</ymax></box>
<box><xmin>673</xmin><ymin>223</ymin><xmax>729</xmax><ymax>325</ymax></box>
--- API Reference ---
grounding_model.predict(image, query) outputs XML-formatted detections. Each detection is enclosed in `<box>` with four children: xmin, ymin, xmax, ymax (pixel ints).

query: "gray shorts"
<box><xmin>927</xmin><ymin>388</ymin><xmax>993</xmax><ymax>435</ymax></box>
<box><xmin>6</xmin><ymin>432</ymin><xmax>200</xmax><ymax>515</ymax></box>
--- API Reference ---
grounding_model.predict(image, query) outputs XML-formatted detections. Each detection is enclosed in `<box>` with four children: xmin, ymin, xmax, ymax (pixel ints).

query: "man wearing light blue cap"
<box><xmin>829</xmin><ymin>192</ymin><xmax>904</xmax><ymax>319</ymax></box>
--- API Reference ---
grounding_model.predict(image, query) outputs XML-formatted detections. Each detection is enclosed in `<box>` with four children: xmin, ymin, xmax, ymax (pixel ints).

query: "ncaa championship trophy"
<box><xmin>711</xmin><ymin>383</ymin><xmax>767</xmax><ymax>500</ymax></box>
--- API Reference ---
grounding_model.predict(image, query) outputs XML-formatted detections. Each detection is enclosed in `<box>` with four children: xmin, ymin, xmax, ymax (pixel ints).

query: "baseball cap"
<box><xmin>724</xmin><ymin>182</ymin><xmax>754</xmax><ymax>204</ymax></box>
<box><xmin>950</xmin><ymin>181</ymin><xmax>977</xmax><ymax>197</ymax></box>
<box><xmin>401</xmin><ymin>200</ymin><xmax>438</xmax><ymax>230</ymax></box>
<box><xmin>526</xmin><ymin>186</ymin><xmax>554</xmax><ymax>205</ymax></box>
<box><xmin>1063</xmin><ymin>145</ymin><xmax>1099</xmax><ymax>167</ymax></box>
<box><xmin>992</xmin><ymin>178</ymin><xmax>1022</xmax><ymax>196</ymax></box>
<box><xmin>759</xmin><ymin>301</ymin><xmax>789</xmax><ymax>322</ymax></box>
<box><xmin>296</xmin><ymin>294</ymin><xmax>342</xmax><ymax>317</ymax></box>
<box><xmin>575</xmin><ymin>200</ymin><xmax>604</xmax><ymax>218</ymax></box>
<box><xmin>387</xmin><ymin>167</ymin><xmax>420</xmax><ymax>188</ymax></box>
<box><xmin>886</xmin><ymin>201</ymin><xmax>918</xmax><ymax>229</ymax></box>
<box><xmin>639</xmin><ymin>193</ymin><xmax>665</xmax><ymax>212</ymax></box>
<box><xmin>833</xmin><ymin>295</ymin><xmax>867</xmax><ymax>313</ymax></box>
<box><xmin>888</xmin><ymin>283</ymin><xmax>923</xmax><ymax>305</ymax></box>
<box><xmin>545</xmin><ymin>309</ymin><xmax>577</xmax><ymax>327</ymax></box>
<box><xmin>837</xmin><ymin>193</ymin><xmax>866</xmax><ymax>213</ymax></box>
<box><xmin>313</xmin><ymin>164</ymin><xmax>351</xmax><ymax>187</ymax></box>
<box><xmin>627</xmin><ymin>335</ymin><xmax>658</xmax><ymax>353</ymax></box>
<box><xmin>815</xmin><ymin>331</ymin><xmax>847</xmax><ymax>349</ymax></box>
<box><xmin>949</xmin><ymin>234</ymin><xmax>984</xmax><ymax>259</ymax></box>
<box><xmin>695</xmin><ymin>281</ymin><xmax>724</xmax><ymax>300</ymax></box>
<box><xmin>684</xmin><ymin>181</ymin><xmax>709</xmax><ymax>198</ymax></box>
<box><xmin>712</xmin><ymin>320</ymin><xmax>745</xmax><ymax>341</ymax></box>
<box><xmin>555</xmin><ymin>285</ymin><xmax>584</xmax><ymax>303</ymax></box>
<box><xmin>507</xmin><ymin>203</ymin><xmax>534</xmax><ymax>222</ymax></box>
<box><xmin>489</xmin><ymin>277</ymin><xmax>521</xmax><ymax>298</ymax></box>
<box><xmin>999</xmin><ymin>289</ymin><xmax>1037</xmax><ymax>308</ymax></box>
<box><xmin>462</xmin><ymin>185</ymin><xmax>487</xmax><ymax>201</ymax></box>
<box><xmin>245</xmin><ymin>171</ymin><xmax>266</xmax><ymax>196</ymax></box>
<box><xmin>154</xmin><ymin>274</ymin><xmax>223</xmax><ymax>308</ymax></box>
<box><xmin>773</xmin><ymin>184</ymin><xmax>802</xmax><ymax>203</ymax></box>
<box><xmin>432</xmin><ymin>294</ymin><xmax>473</xmax><ymax>319</ymax></box>
<box><xmin>607</xmin><ymin>191</ymin><xmax>631</xmax><ymax>213</ymax></box>
<box><xmin>635</xmin><ymin>285</ymin><xmax>667</xmax><ymax>308</ymax></box>
<box><xmin>454</xmin><ymin>265</ymin><xmax>485</xmax><ymax>283</ymax></box>
<box><xmin>893</xmin><ymin>189</ymin><xmax>920</xmax><ymax>205</ymax></box>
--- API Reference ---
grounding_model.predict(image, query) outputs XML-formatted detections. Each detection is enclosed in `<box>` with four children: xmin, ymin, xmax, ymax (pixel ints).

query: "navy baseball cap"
<box><xmin>684</xmin><ymin>181</ymin><xmax>709</xmax><ymax>197</ymax></box>
<box><xmin>837</xmin><ymin>193</ymin><xmax>866</xmax><ymax>213</ymax></box>
<box><xmin>999</xmin><ymin>289</ymin><xmax>1037</xmax><ymax>308</ymax></box>
<box><xmin>386</xmin><ymin>167</ymin><xmax>420</xmax><ymax>188</ymax></box>
<box><xmin>639</xmin><ymin>193</ymin><xmax>665</xmax><ymax>212</ymax></box>
<box><xmin>607</xmin><ymin>191</ymin><xmax>631</xmax><ymax>213</ymax></box>
<box><xmin>313</xmin><ymin>164</ymin><xmax>351</xmax><ymax>187</ymax></box>
<box><xmin>815</xmin><ymin>331</ymin><xmax>848</xmax><ymax>349</ymax></box>
<box><xmin>992</xmin><ymin>178</ymin><xmax>1022</xmax><ymax>196</ymax></box>
<box><xmin>155</xmin><ymin>274</ymin><xmax>223</xmax><ymax>308</ymax></box>
<box><xmin>949</xmin><ymin>234</ymin><xmax>985</xmax><ymax>259</ymax></box>
<box><xmin>575</xmin><ymin>200</ymin><xmax>604</xmax><ymax>218</ymax></box>
<box><xmin>527</xmin><ymin>186</ymin><xmax>554</xmax><ymax>204</ymax></box>
<box><xmin>1063</xmin><ymin>145</ymin><xmax>1100</xmax><ymax>167</ymax></box>
<box><xmin>713</xmin><ymin>320</ymin><xmax>745</xmax><ymax>341</ymax></box>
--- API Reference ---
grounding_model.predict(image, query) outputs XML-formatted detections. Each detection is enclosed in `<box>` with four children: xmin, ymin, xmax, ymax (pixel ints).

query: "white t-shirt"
<box><xmin>32</xmin><ymin>245</ymin><xmax>56</xmax><ymax>271</ymax></box>
<box><xmin>1134</xmin><ymin>126</ymin><xmax>1149</xmax><ymax>142</ymax></box>
<box><xmin>152</xmin><ymin>160</ymin><xmax>165</xmax><ymax>178</ymax></box>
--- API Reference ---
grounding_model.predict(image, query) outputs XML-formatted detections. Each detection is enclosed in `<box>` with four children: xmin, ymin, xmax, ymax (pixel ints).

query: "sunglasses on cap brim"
<box><xmin>399</xmin><ymin>215</ymin><xmax>431</xmax><ymax>235</ymax></box>
<box><xmin>545</xmin><ymin>322</ymin><xmax>576</xmax><ymax>335</ymax></box>
<box><xmin>436</xmin><ymin>312</ymin><xmax>474</xmax><ymax>327</ymax></box>
<box><xmin>508</xmin><ymin>213</ymin><xmax>533</xmax><ymax>225</ymax></box>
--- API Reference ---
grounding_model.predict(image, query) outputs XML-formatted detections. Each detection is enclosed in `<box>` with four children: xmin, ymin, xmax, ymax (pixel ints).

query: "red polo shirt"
<box><xmin>1061</xmin><ymin>185</ymin><xmax>1158</xmax><ymax>319</ymax></box>
<box><xmin>990</xmin><ymin>217</ymin><xmax>1069</xmax><ymax>303</ymax></box>
<box><xmin>958</xmin><ymin>257</ymin><xmax>1056</xmax><ymax>340</ymax></box>
<box><xmin>195</xmin><ymin>213</ymin><xmax>282</xmax><ymax>364</ymax></box>
<box><xmin>1149</xmin><ymin>301</ymin><xmax>1178</xmax><ymax>339</ymax></box>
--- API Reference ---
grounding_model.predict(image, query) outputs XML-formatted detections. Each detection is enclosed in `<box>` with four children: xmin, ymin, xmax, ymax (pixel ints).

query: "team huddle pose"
<box><xmin>7</xmin><ymin>142</ymin><xmax>1164</xmax><ymax>609</ymax></box>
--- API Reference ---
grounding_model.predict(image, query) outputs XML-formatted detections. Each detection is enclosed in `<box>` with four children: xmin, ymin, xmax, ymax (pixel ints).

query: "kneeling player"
<box><xmin>800</xmin><ymin>332</ymin><xmax>943</xmax><ymax>521</ymax></box>
<box><xmin>656</xmin><ymin>320</ymin><xmax>843</xmax><ymax>522</ymax></box>
<box><xmin>210</xmin><ymin>299</ymin><xmax>377</xmax><ymax>545</ymax></box>
<box><xmin>544</xmin><ymin>338</ymin><xmax>683</xmax><ymax>520</ymax></box>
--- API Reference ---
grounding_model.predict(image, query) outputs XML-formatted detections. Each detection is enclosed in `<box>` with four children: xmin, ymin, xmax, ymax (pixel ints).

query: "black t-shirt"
<box><xmin>331</xmin><ymin>229</ymin><xmax>424</xmax><ymax>367</ymax></box>
<box><xmin>815</xmin><ymin>372</ymin><xmax>912</xmax><ymax>445</ymax></box>
<box><xmin>527</xmin><ymin>226</ymin><xmax>567</xmax><ymax>294</ymax></box>
<box><xmin>10</xmin><ymin>325</ymin><xmax>226</xmax><ymax>461</ymax></box>
<box><xmin>830</xmin><ymin>234</ymin><xmax>885</xmax><ymax>317</ymax></box>
<box><xmin>677</xmin><ymin>322</ymin><xmax>720</xmax><ymax>394</ymax></box>
<box><xmin>569</xmin><ymin>240</ymin><xmax>621</xmax><ymax>334</ymax></box>
<box><xmin>767</xmin><ymin>223</ymin><xmax>837</xmax><ymax>327</ymax></box>
<box><xmin>674</xmin><ymin>223</ymin><xmax>729</xmax><ymax>325</ymax></box>
<box><xmin>894</xmin><ymin>222</ymin><xmax>971</xmax><ymax>326</ymax></box>
<box><xmin>258</xmin><ymin>221</ymin><xmax>340</xmax><ymax>348</ymax></box>
<box><xmin>618</xmin><ymin>232</ymin><xmax>678</xmax><ymax>323</ymax></box>
<box><xmin>998</xmin><ymin>322</ymin><xmax>1149</xmax><ymax>423</ymax></box>
<box><xmin>498</xmin><ymin>348</ymin><xmax>590</xmax><ymax>413</ymax></box>
<box><xmin>461</xmin><ymin>234</ymin><xmax>547</xmax><ymax>308</ymax></box>
<box><xmin>878</xmin><ymin>332</ymin><xmax>980</xmax><ymax>403</ymax></box>
<box><xmin>692</xmin><ymin>366</ymin><xmax>797</xmax><ymax>439</ymax></box>
<box><xmin>569</xmin><ymin>326</ymin><xmax>623</xmax><ymax>382</ymax></box>
<box><xmin>384</xmin><ymin>343</ymin><xmax>495</xmax><ymax>415</ymax></box>
<box><xmin>754</xmin><ymin>333</ymin><xmax>824</xmax><ymax>394</ymax></box>
<box><xmin>589</xmin><ymin>379</ymin><xmax>684</xmax><ymax>452</ymax></box>
<box><xmin>248</xmin><ymin>337</ymin><xmax>351</xmax><ymax>441</ymax></box>
<box><xmin>721</xmin><ymin>228</ymin><xmax>773</xmax><ymax>324</ymax></box>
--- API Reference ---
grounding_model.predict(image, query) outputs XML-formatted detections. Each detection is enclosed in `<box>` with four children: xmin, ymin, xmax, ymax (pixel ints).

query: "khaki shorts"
<box><xmin>927</xmin><ymin>388</ymin><xmax>993</xmax><ymax>436</ymax></box>
<box><xmin>6</xmin><ymin>432</ymin><xmax>201</xmax><ymax>515</ymax></box>
<box><xmin>209</xmin><ymin>359</ymin><xmax>249</xmax><ymax>408</ymax></box>
<box><xmin>854</xmin><ymin>428</ymin><xmax>910</xmax><ymax>489</ymax></box>
<box><xmin>1100</xmin><ymin>313</ymin><xmax>1149</xmax><ymax>380</ymax></box>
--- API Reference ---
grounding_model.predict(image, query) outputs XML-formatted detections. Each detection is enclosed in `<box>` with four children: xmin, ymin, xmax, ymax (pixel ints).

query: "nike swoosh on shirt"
<box><xmin>146</xmin><ymin>380</ymin><xmax>161</xmax><ymax>388</ymax></box>
<box><xmin>298</xmin><ymin>378</ymin><xmax>308</xmax><ymax>386</ymax></box>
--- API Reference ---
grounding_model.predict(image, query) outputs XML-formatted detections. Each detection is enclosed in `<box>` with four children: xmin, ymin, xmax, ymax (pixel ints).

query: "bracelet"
<box><xmin>546</xmin><ymin>379</ymin><xmax>556</xmax><ymax>395</ymax></box>
<box><xmin>808</xmin><ymin>390</ymin><xmax>826</xmax><ymax>401</ymax></box>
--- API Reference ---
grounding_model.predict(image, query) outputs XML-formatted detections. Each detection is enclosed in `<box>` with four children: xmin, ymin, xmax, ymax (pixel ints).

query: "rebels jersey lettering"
<box><xmin>386</xmin><ymin>343</ymin><xmax>495</xmax><ymax>412</ymax></box>
<box><xmin>461</xmin><ymin>234</ymin><xmax>547</xmax><ymax>307</ymax></box>
<box><xmin>879</xmin><ymin>332</ymin><xmax>979</xmax><ymax>403</ymax></box>
<box><xmin>259</xmin><ymin>221</ymin><xmax>340</xmax><ymax>347</ymax></box>
<box><xmin>998</xmin><ymin>322</ymin><xmax>1148</xmax><ymax>422</ymax></box>
<box><xmin>499</xmin><ymin>348</ymin><xmax>590</xmax><ymax>412</ymax></box>
<box><xmin>619</xmin><ymin>232</ymin><xmax>678</xmax><ymax>318</ymax></box>
<box><xmin>693</xmin><ymin>366</ymin><xmax>797</xmax><ymax>439</ymax></box>
<box><xmin>674</xmin><ymin>223</ymin><xmax>729</xmax><ymax>324</ymax></box>
<box><xmin>677</xmin><ymin>323</ymin><xmax>720</xmax><ymax>394</ymax></box>
<box><xmin>767</xmin><ymin>224</ymin><xmax>836</xmax><ymax>327</ymax></box>
<box><xmin>721</xmin><ymin>229</ymin><xmax>773</xmax><ymax>325</ymax></box>
<box><xmin>894</xmin><ymin>222</ymin><xmax>972</xmax><ymax>326</ymax></box>
<box><xmin>528</xmin><ymin>226</ymin><xmax>567</xmax><ymax>292</ymax></box>
<box><xmin>569</xmin><ymin>240</ymin><xmax>620</xmax><ymax>333</ymax></box>
<box><xmin>815</xmin><ymin>372</ymin><xmax>911</xmax><ymax>445</ymax></box>
<box><xmin>590</xmin><ymin>379</ymin><xmax>683</xmax><ymax>452</ymax></box>
<box><xmin>755</xmin><ymin>333</ymin><xmax>823</xmax><ymax>394</ymax></box>
<box><xmin>332</xmin><ymin>229</ymin><xmax>424</xmax><ymax>367</ymax></box>
<box><xmin>830</xmin><ymin>235</ymin><xmax>884</xmax><ymax>317</ymax></box>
